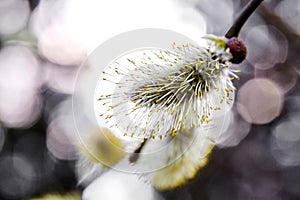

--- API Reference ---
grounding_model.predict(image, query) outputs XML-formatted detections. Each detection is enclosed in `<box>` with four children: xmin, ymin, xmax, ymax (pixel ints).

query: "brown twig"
<box><xmin>225</xmin><ymin>0</ymin><xmax>264</xmax><ymax>38</ymax></box>
<box><xmin>129</xmin><ymin>138</ymin><xmax>148</xmax><ymax>163</ymax></box>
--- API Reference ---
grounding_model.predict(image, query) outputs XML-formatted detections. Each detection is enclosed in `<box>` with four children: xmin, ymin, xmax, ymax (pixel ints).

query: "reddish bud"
<box><xmin>227</xmin><ymin>37</ymin><xmax>247</xmax><ymax>64</ymax></box>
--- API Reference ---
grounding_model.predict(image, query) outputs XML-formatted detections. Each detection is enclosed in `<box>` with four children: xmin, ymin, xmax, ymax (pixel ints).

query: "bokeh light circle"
<box><xmin>237</xmin><ymin>78</ymin><xmax>284</xmax><ymax>124</ymax></box>
<box><xmin>0</xmin><ymin>0</ymin><xmax>30</xmax><ymax>35</ymax></box>
<box><xmin>0</xmin><ymin>154</ymin><xmax>36</xmax><ymax>199</ymax></box>
<box><xmin>0</xmin><ymin>46</ymin><xmax>42</xmax><ymax>128</ymax></box>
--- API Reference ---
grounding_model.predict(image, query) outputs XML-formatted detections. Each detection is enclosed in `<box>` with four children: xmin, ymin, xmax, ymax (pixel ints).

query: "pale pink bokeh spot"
<box><xmin>0</xmin><ymin>0</ymin><xmax>30</xmax><ymax>35</ymax></box>
<box><xmin>237</xmin><ymin>78</ymin><xmax>284</xmax><ymax>124</ymax></box>
<box><xmin>255</xmin><ymin>64</ymin><xmax>298</xmax><ymax>94</ymax></box>
<box><xmin>0</xmin><ymin>46</ymin><xmax>42</xmax><ymax>128</ymax></box>
<box><xmin>245</xmin><ymin>25</ymin><xmax>288</xmax><ymax>70</ymax></box>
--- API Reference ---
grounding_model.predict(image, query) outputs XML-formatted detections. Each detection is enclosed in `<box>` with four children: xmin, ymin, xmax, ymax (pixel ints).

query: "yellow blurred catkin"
<box><xmin>29</xmin><ymin>192</ymin><xmax>81</xmax><ymax>200</ymax></box>
<box><xmin>78</xmin><ymin>128</ymin><xmax>126</xmax><ymax>167</ymax></box>
<box><xmin>151</xmin><ymin>136</ymin><xmax>214</xmax><ymax>190</ymax></box>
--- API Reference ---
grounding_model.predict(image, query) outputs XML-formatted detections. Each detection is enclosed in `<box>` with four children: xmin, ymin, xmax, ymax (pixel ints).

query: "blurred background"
<box><xmin>0</xmin><ymin>0</ymin><xmax>299</xmax><ymax>199</ymax></box>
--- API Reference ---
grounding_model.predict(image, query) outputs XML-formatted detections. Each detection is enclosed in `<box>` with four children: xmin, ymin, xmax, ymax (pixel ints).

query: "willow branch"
<box><xmin>225</xmin><ymin>0</ymin><xmax>264</xmax><ymax>38</ymax></box>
